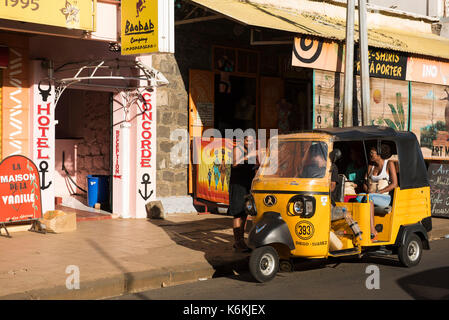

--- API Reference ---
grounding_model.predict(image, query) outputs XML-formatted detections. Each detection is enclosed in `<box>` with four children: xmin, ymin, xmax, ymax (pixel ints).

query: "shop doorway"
<box><xmin>54</xmin><ymin>88</ymin><xmax>113</xmax><ymax>212</ymax></box>
<box><xmin>284</xmin><ymin>79</ymin><xmax>313</xmax><ymax>131</ymax></box>
<box><xmin>214</xmin><ymin>74</ymin><xmax>257</xmax><ymax>135</ymax></box>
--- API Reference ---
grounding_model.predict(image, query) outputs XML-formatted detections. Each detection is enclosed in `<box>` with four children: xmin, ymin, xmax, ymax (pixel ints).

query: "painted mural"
<box><xmin>313</xmin><ymin>70</ymin><xmax>344</xmax><ymax>128</ymax></box>
<box><xmin>365</xmin><ymin>78</ymin><xmax>409</xmax><ymax>130</ymax></box>
<box><xmin>195</xmin><ymin>138</ymin><xmax>233</xmax><ymax>204</ymax></box>
<box><xmin>410</xmin><ymin>82</ymin><xmax>449</xmax><ymax>160</ymax></box>
<box><xmin>314</xmin><ymin>70</ymin><xmax>409</xmax><ymax>131</ymax></box>
<box><xmin>1</xmin><ymin>35</ymin><xmax>30</xmax><ymax>158</ymax></box>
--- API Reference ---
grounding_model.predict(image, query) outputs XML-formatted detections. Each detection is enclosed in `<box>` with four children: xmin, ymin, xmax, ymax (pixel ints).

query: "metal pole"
<box><xmin>344</xmin><ymin>0</ymin><xmax>355</xmax><ymax>127</ymax></box>
<box><xmin>359</xmin><ymin>0</ymin><xmax>371</xmax><ymax>125</ymax></box>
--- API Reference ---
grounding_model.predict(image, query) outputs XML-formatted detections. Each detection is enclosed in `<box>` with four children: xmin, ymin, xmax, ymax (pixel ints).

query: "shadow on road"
<box><xmin>147</xmin><ymin>215</ymin><xmax>252</xmax><ymax>280</ymax></box>
<box><xmin>85</xmin><ymin>238</ymin><xmax>149</xmax><ymax>300</ymax></box>
<box><xmin>148</xmin><ymin>215</ymin><xmax>419</xmax><ymax>284</ymax></box>
<box><xmin>397</xmin><ymin>267</ymin><xmax>449</xmax><ymax>300</ymax></box>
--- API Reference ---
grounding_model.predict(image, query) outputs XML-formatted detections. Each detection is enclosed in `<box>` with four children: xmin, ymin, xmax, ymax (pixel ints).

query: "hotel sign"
<box><xmin>0</xmin><ymin>0</ymin><xmax>96</xmax><ymax>31</ymax></box>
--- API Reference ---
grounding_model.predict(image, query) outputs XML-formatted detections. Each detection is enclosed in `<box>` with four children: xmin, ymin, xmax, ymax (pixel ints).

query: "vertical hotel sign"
<box><xmin>121</xmin><ymin>0</ymin><xmax>158</xmax><ymax>55</ymax></box>
<box><xmin>32</xmin><ymin>61</ymin><xmax>55</xmax><ymax>213</ymax></box>
<box><xmin>135</xmin><ymin>89</ymin><xmax>156</xmax><ymax>217</ymax></box>
<box><xmin>0</xmin><ymin>0</ymin><xmax>95</xmax><ymax>31</ymax></box>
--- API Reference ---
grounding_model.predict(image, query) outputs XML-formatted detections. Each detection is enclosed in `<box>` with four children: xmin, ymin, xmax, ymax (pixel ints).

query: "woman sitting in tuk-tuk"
<box><xmin>358</xmin><ymin>144</ymin><xmax>398</xmax><ymax>240</ymax></box>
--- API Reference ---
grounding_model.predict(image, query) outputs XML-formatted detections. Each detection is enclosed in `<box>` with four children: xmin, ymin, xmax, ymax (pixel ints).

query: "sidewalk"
<box><xmin>0</xmin><ymin>212</ymin><xmax>448</xmax><ymax>300</ymax></box>
<box><xmin>0</xmin><ymin>212</ymin><xmax>249</xmax><ymax>300</ymax></box>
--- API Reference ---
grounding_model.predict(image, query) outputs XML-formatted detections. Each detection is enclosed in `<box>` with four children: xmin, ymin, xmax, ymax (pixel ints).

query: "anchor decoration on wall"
<box><xmin>139</xmin><ymin>173</ymin><xmax>153</xmax><ymax>201</ymax></box>
<box><xmin>38</xmin><ymin>80</ymin><xmax>52</xmax><ymax>102</ymax></box>
<box><xmin>39</xmin><ymin>161</ymin><xmax>52</xmax><ymax>190</ymax></box>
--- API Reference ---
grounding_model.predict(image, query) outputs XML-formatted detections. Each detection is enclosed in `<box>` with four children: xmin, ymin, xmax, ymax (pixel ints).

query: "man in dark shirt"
<box><xmin>330</xmin><ymin>162</ymin><xmax>339</xmax><ymax>207</ymax></box>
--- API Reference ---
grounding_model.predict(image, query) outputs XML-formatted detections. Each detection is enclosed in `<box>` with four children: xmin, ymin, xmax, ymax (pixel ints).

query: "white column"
<box><xmin>135</xmin><ymin>55</ymin><xmax>157</xmax><ymax>218</ymax></box>
<box><xmin>359</xmin><ymin>0</ymin><xmax>371</xmax><ymax>125</ymax></box>
<box><xmin>344</xmin><ymin>0</ymin><xmax>355</xmax><ymax>127</ymax></box>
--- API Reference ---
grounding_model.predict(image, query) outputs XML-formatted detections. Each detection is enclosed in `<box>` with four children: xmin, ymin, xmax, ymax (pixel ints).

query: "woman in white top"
<box><xmin>358</xmin><ymin>144</ymin><xmax>398</xmax><ymax>241</ymax></box>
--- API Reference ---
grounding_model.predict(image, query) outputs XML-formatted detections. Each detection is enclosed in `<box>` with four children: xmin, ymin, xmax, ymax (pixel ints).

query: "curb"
<box><xmin>0</xmin><ymin>258</ymin><xmax>249</xmax><ymax>300</ymax></box>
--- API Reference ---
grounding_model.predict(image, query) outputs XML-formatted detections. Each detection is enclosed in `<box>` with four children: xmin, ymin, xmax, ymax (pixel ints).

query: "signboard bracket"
<box><xmin>29</xmin><ymin>219</ymin><xmax>47</xmax><ymax>234</ymax></box>
<box><xmin>0</xmin><ymin>223</ymin><xmax>11</xmax><ymax>238</ymax></box>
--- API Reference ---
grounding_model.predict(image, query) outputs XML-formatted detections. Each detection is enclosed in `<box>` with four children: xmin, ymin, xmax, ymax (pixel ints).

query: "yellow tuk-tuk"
<box><xmin>246</xmin><ymin>126</ymin><xmax>432</xmax><ymax>282</ymax></box>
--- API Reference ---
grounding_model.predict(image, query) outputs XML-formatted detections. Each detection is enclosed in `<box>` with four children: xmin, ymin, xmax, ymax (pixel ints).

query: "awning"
<box><xmin>51</xmin><ymin>59</ymin><xmax>169</xmax><ymax>106</ymax></box>
<box><xmin>189</xmin><ymin>0</ymin><xmax>449</xmax><ymax>61</ymax></box>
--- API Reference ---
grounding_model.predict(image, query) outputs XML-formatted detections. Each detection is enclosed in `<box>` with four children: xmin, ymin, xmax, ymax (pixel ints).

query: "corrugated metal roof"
<box><xmin>189</xmin><ymin>0</ymin><xmax>449</xmax><ymax>60</ymax></box>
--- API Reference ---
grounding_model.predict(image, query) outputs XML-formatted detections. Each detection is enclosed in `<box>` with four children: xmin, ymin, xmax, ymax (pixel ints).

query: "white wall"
<box><xmin>367</xmin><ymin>0</ymin><xmax>444</xmax><ymax>17</ymax></box>
<box><xmin>249</xmin><ymin>0</ymin><xmax>435</xmax><ymax>33</ymax></box>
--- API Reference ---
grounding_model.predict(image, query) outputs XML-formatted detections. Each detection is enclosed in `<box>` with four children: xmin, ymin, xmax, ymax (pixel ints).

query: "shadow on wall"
<box><xmin>397</xmin><ymin>267</ymin><xmax>449</xmax><ymax>300</ymax></box>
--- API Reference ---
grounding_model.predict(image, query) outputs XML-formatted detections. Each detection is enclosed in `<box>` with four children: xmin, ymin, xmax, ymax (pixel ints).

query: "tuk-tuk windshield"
<box><xmin>257</xmin><ymin>140</ymin><xmax>328</xmax><ymax>178</ymax></box>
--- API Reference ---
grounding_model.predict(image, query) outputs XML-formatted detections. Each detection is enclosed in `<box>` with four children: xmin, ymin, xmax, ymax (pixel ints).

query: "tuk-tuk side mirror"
<box><xmin>329</xmin><ymin>148</ymin><xmax>342</xmax><ymax>163</ymax></box>
<box><xmin>244</xmin><ymin>194</ymin><xmax>257</xmax><ymax>216</ymax></box>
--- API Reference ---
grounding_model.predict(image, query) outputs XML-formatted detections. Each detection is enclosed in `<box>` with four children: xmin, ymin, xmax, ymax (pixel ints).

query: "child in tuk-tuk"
<box><xmin>344</xmin><ymin>145</ymin><xmax>366</xmax><ymax>194</ymax></box>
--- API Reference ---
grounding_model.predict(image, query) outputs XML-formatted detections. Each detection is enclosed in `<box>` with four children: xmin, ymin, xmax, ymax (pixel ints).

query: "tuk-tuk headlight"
<box><xmin>293</xmin><ymin>201</ymin><xmax>304</xmax><ymax>215</ymax></box>
<box><xmin>244</xmin><ymin>195</ymin><xmax>257</xmax><ymax>216</ymax></box>
<box><xmin>288</xmin><ymin>195</ymin><xmax>316</xmax><ymax>218</ymax></box>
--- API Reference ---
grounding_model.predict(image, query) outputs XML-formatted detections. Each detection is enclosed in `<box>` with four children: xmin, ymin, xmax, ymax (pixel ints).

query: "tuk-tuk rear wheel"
<box><xmin>249</xmin><ymin>246</ymin><xmax>279</xmax><ymax>283</ymax></box>
<box><xmin>398</xmin><ymin>233</ymin><xmax>422</xmax><ymax>267</ymax></box>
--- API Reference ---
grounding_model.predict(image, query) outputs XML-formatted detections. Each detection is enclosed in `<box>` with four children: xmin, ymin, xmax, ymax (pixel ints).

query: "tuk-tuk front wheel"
<box><xmin>398</xmin><ymin>233</ymin><xmax>422</xmax><ymax>267</ymax></box>
<box><xmin>249</xmin><ymin>246</ymin><xmax>279</xmax><ymax>283</ymax></box>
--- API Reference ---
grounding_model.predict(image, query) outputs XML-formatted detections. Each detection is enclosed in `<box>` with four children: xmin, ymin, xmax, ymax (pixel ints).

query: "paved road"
<box><xmin>113</xmin><ymin>238</ymin><xmax>449</xmax><ymax>300</ymax></box>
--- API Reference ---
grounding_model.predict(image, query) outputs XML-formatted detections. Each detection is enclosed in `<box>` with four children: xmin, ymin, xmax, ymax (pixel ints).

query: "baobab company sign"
<box><xmin>121</xmin><ymin>0</ymin><xmax>158</xmax><ymax>55</ymax></box>
<box><xmin>120</xmin><ymin>0</ymin><xmax>174</xmax><ymax>55</ymax></box>
<box><xmin>0</xmin><ymin>155</ymin><xmax>42</xmax><ymax>223</ymax></box>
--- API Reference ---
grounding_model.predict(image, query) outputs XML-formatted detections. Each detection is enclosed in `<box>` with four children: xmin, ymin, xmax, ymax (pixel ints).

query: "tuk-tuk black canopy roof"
<box><xmin>315</xmin><ymin>126</ymin><xmax>429</xmax><ymax>189</ymax></box>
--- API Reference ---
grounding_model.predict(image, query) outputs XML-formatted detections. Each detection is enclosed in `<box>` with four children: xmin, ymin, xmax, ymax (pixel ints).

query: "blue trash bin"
<box><xmin>87</xmin><ymin>175</ymin><xmax>110</xmax><ymax>208</ymax></box>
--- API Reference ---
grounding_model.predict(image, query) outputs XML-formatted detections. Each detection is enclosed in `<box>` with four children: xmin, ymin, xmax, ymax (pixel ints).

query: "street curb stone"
<box><xmin>0</xmin><ymin>259</ymin><xmax>247</xmax><ymax>300</ymax></box>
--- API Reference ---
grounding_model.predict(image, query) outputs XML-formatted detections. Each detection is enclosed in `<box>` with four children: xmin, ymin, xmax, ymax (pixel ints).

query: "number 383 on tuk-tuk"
<box><xmin>245</xmin><ymin>126</ymin><xmax>432</xmax><ymax>283</ymax></box>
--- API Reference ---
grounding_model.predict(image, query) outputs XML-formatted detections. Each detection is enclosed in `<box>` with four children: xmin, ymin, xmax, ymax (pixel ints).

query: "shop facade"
<box><xmin>2</xmin><ymin>0</ymin><xmax>449</xmax><ymax>220</ymax></box>
<box><xmin>292</xmin><ymin>35</ymin><xmax>449</xmax><ymax>163</ymax></box>
<box><xmin>171</xmin><ymin>6</ymin><xmax>316</xmax><ymax>208</ymax></box>
<box><xmin>0</xmin><ymin>0</ymin><xmax>175</xmax><ymax>219</ymax></box>
<box><xmin>171</xmin><ymin>0</ymin><xmax>449</xmax><ymax>217</ymax></box>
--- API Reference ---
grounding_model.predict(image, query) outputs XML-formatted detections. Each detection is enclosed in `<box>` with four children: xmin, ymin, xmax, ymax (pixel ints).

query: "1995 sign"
<box><xmin>4</xmin><ymin>0</ymin><xmax>40</xmax><ymax>11</ymax></box>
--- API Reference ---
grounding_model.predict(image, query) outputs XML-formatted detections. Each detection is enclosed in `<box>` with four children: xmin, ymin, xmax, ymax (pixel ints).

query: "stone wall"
<box><xmin>152</xmin><ymin>54</ymin><xmax>189</xmax><ymax>197</ymax></box>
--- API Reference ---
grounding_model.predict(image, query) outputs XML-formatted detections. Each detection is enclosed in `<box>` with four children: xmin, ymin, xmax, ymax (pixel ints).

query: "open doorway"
<box><xmin>214</xmin><ymin>74</ymin><xmax>257</xmax><ymax>135</ymax></box>
<box><xmin>284</xmin><ymin>79</ymin><xmax>313</xmax><ymax>131</ymax></box>
<box><xmin>54</xmin><ymin>89</ymin><xmax>113</xmax><ymax>212</ymax></box>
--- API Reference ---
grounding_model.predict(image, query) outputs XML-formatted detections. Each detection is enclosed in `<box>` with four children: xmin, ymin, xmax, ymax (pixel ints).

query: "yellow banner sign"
<box><xmin>121</xmin><ymin>0</ymin><xmax>158</xmax><ymax>55</ymax></box>
<box><xmin>0</xmin><ymin>0</ymin><xmax>95</xmax><ymax>31</ymax></box>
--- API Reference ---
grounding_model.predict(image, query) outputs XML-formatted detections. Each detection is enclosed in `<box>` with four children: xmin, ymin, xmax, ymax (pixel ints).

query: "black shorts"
<box><xmin>227</xmin><ymin>183</ymin><xmax>249</xmax><ymax>218</ymax></box>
